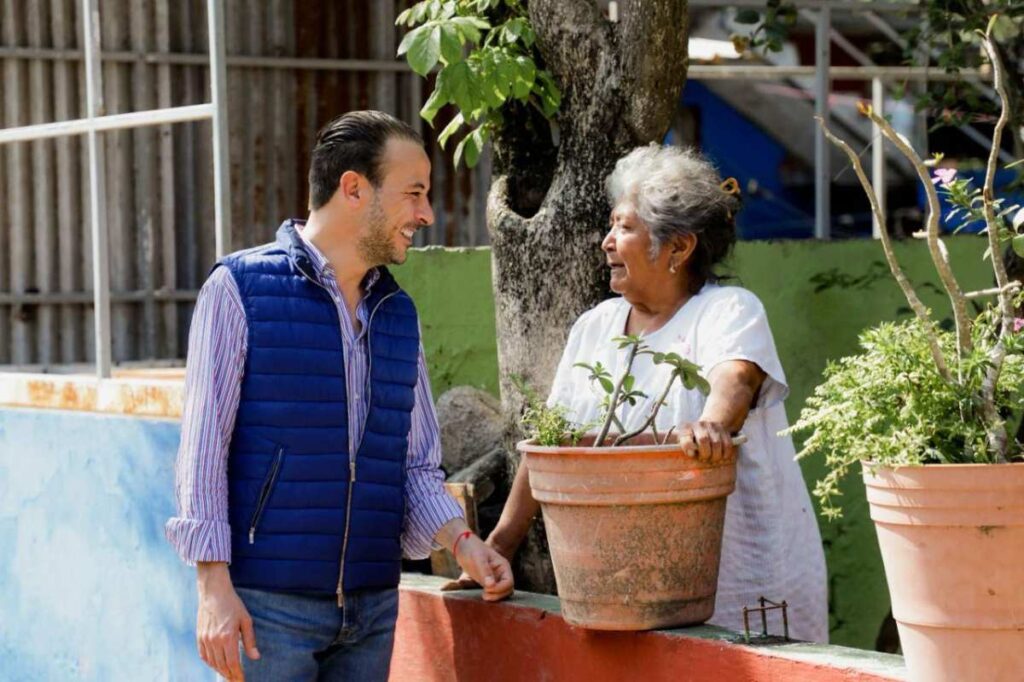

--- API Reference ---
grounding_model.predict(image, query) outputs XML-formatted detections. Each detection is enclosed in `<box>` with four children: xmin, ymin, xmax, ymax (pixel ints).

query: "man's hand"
<box><xmin>441</xmin><ymin>534</ymin><xmax>514</xmax><ymax>593</ymax></box>
<box><xmin>196</xmin><ymin>562</ymin><xmax>260</xmax><ymax>681</ymax></box>
<box><xmin>449</xmin><ymin>534</ymin><xmax>514</xmax><ymax>601</ymax></box>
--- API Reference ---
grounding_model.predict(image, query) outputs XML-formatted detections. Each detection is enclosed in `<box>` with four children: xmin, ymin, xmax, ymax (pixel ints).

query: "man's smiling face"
<box><xmin>357</xmin><ymin>137</ymin><xmax>434</xmax><ymax>266</ymax></box>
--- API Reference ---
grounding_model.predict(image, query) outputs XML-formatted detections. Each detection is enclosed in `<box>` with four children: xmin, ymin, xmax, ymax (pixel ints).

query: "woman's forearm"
<box><xmin>699</xmin><ymin>361</ymin><xmax>766</xmax><ymax>432</ymax></box>
<box><xmin>486</xmin><ymin>460</ymin><xmax>540</xmax><ymax>559</ymax></box>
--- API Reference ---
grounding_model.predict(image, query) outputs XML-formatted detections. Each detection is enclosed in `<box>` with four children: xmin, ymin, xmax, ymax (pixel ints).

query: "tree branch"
<box><xmin>965</xmin><ymin>283</ymin><xmax>1021</xmax><ymax>300</ymax></box>
<box><xmin>817</xmin><ymin>116</ymin><xmax>954</xmax><ymax>384</ymax></box>
<box><xmin>486</xmin><ymin>175</ymin><xmax>528</xmax><ymax>238</ymax></box>
<box><xmin>616</xmin><ymin>0</ymin><xmax>690</xmax><ymax>142</ymax></box>
<box><xmin>528</xmin><ymin>0</ymin><xmax>607</xmax><ymax>95</ymax></box>
<box><xmin>866</xmin><ymin>109</ymin><xmax>973</xmax><ymax>360</ymax></box>
<box><xmin>979</xmin><ymin>27</ymin><xmax>1015</xmax><ymax>463</ymax></box>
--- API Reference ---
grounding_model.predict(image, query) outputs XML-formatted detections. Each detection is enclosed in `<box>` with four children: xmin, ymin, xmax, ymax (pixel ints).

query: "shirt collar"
<box><xmin>293</xmin><ymin>219</ymin><xmax>380</xmax><ymax>292</ymax></box>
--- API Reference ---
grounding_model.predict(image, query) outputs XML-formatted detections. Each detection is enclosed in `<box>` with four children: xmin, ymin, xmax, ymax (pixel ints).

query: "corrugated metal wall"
<box><xmin>0</xmin><ymin>0</ymin><xmax>491</xmax><ymax>367</ymax></box>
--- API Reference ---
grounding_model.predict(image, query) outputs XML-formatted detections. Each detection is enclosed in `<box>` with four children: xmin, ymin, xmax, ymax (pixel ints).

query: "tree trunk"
<box><xmin>486</xmin><ymin>0</ymin><xmax>689</xmax><ymax>592</ymax></box>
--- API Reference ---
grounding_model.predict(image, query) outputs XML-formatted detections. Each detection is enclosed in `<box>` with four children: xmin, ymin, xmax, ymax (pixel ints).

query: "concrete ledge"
<box><xmin>0</xmin><ymin>371</ymin><xmax>183</xmax><ymax>418</ymax></box>
<box><xmin>394</xmin><ymin>574</ymin><xmax>906</xmax><ymax>682</ymax></box>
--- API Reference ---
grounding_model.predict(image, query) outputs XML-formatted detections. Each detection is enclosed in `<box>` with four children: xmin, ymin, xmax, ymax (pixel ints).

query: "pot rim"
<box><xmin>517</xmin><ymin>436</ymin><xmax>689</xmax><ymax>456</ymax></box>
<box><xmin>862</xmin><ymin>460</ymin><xmax>1024</xmax><ymax>471</ymax></box>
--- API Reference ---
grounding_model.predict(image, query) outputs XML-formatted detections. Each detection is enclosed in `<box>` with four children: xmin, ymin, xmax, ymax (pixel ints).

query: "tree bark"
<box><xmin>486</xmin><ymin>0</ymin><xmax>689</xmax><ymax>592</ymax></box>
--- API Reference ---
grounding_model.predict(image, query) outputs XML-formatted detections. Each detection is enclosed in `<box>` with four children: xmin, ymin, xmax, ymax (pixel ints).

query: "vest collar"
<box><xmin>275</xmin><ymin>219</ymin><xmax>401</xmax><ymax>302</ymax></box>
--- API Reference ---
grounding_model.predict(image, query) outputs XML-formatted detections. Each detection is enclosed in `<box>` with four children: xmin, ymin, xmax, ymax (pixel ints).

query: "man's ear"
<box><xmin>338</xmin><ymin>170</ymin><xmax>365</xmax><ymax>205</ymax></box>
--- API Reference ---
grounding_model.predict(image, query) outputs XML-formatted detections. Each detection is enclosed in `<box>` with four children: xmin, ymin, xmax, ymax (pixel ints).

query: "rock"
<box><xmin>436</xmin><ymin>385</ymin><xmax>504</xmax><ymax>475</ymax></box>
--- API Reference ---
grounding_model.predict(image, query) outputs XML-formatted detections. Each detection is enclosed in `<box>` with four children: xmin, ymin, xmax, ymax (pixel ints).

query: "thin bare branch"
<box><xmin>867</xmin><ymin>111</ymin><xmax>973</xmax><ymax>359</ymax></box>
<box><xmin>816</xmin><ymin>116</ymin><xmax>954</xmax><ymax>384</ymax></box>
<box><xmin>965</xmin><ymin>283</ymin><xmax>1022</xmax><ymax>300</ymax></box>
<box><xmin>978</xmin><ymin>28</ymin><xmax>1015</xmax><ymax>462</ymax></box>
<box><xmin>595</xmin><ymin>342</ymin><xmax>639</xmax><ymax>447</ymax></box>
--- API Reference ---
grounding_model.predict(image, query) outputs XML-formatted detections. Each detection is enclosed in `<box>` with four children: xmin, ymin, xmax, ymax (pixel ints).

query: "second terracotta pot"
<box><xmin>863</xmin><ymin>462</ymin><xmax>1024</xmax><ymax>682</ymax></box>
<box><xmin>519</xmin><ymin>434</ymin><xmax>737</xmax><ymax>630</ymax></box>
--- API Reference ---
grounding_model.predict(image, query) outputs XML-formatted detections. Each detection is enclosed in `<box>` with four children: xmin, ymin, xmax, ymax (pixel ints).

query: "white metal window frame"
<box><xmin>0</xmin><ymin>0</ymin><xmax>231</xmax><ymax>378</ymax></box>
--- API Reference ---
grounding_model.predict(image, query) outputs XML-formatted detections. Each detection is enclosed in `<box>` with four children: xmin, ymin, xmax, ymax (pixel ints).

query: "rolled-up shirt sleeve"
<box><xmin>401</xmin><ymin>346</ymin><xmax>465</xmax><ymax>559</ymax></box>
<box><xmin>164</xmin><ymin>266</ymin><xmax>247</xmax><ymax>565</ymax></box>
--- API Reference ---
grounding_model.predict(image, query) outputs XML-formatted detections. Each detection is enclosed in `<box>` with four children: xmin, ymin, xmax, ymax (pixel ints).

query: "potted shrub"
<box><xmin>790</xmin><ymin>21</ymin><xmax>1024</xmax><ymax>682</ymax></box>
<box><xmin>516</xmin><ymin>336</ymin><xmax>742</xmax><ymax>631</ymax></box>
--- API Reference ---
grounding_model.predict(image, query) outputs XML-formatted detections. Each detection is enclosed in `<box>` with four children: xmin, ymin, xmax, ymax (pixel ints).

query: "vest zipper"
<box><xmin>248</xmin><ymin>446</ymin><xmax>285</xmax><ymax>544</ymax></box>
<box><xmin>336</xmin><ymin>289</ymin><xmax>398</xmax><ymax>607</ymax></box>
<box><xmin>295</xmin><ymin>262</ymin><xmax>400</xmax><ymax>609</ymax></box>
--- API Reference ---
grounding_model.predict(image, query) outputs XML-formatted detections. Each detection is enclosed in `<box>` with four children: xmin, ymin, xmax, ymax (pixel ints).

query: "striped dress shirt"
<box><xmin>165</xmin><ymin>228</ymin><xmax>463</xmax><ymax>564</ymax></box>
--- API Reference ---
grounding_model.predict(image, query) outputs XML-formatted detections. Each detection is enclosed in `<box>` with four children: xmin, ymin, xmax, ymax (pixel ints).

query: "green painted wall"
<box><xmin>393</xmin><ymin>246</ymin><xmax>500</xmax><ymax>398</ymax></box>
<box><xmin>397</xmin><ymin>236</ymin><xmax>993</xmax><ymax>651</ymax></box>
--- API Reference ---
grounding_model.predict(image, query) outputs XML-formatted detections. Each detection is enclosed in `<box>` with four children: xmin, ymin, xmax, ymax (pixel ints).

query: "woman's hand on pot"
<box><xmin>677</xmin><ymin>421</ymin><xmax>738</xmax><ymax>463</ymax></box>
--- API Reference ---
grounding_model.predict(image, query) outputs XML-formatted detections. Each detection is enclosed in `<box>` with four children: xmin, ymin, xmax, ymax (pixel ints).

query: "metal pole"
<box><xmin>691</xmin><ymin>0</ymin><xmax>911</xmax><ymax>10</ymax></box>
<box><xmin>81</xmin><ymin>0</ymin><xmax>111</xmax><ymax>378</ymax></box>
<box><xmin>814</xmin><ymin>6</ymin><xmax>831</xmax><ymax>240</ymax></box>
<box><xmin>0</xmin><ymin>47</ymin><xmax>993</xmax><ymax>82</ymax></box>
<box><xmin>872</xmin><ymin>78</ymin><xmax>886</xmax><ymax>240</ymax></box>
<box><xmin>0</xmin><ymin>104</ymin><xmax>216</xmax><ymax>145</ymax></box>
<box><xmin>207</xmin><ymin>0</ymin><xmax>231</xmax><ymax>258</ymax></box>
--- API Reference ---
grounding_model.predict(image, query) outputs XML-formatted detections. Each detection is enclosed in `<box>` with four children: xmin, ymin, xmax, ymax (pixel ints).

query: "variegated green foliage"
<box><xmin>786</xmin><ymin>311</ymin><xmax>1024</xmax><ymax>520</ymax></box>
<box><xmin>513</xmin><ymin>375</ymin><xmax>594</xmax><ymax>447</ymax></box>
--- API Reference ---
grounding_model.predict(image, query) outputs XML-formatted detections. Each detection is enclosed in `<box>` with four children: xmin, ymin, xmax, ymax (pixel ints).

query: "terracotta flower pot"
<box><xmin>862</xmin><ymin>462</ymin><xmax>1024</xmax><ymax>682</ymax></box>
<box><xmin>519</xmin><ymin>433</ymin><xmax>737</xmax><ymax>630</ymax></box>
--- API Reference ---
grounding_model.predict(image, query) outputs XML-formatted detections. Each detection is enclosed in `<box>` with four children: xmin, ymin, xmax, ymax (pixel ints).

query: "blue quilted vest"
<box><xmin>218</xmin><ymin>220</ymin><xmax>419</xmax><ymax>597</ymax></box>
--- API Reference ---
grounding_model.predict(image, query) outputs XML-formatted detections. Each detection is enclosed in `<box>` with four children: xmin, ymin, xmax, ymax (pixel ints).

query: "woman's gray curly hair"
<box><xmin>605</xmin><ymin>144</ymin><xmax>740</xmax><ymax>291</ymax></box>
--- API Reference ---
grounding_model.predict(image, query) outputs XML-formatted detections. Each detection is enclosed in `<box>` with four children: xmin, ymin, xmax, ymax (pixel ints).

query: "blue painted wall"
<box><xmin>0</xmin><ymin>408</ymin><xmax>206</xmax><ymax>681</ymax></box>
<box><xmin>677</xmin><ymin>81</ymin><xmax>814</xmax><ymax>239</ymax></box>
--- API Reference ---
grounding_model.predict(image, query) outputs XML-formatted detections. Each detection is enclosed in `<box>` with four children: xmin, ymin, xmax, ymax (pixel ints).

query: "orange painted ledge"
<box><xmin>0</xmin><ymin>370</ymin><xmax>184</xmax><ymax>419</ymax></box>
<box><xmin>392</xmin><ymin>575</ymin><xmax>905</xmax><ymax>682</ymax></box>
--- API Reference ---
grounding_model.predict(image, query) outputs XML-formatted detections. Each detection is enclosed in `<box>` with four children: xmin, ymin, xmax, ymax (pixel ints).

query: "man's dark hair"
<box><xmin>308</xmin><ymin>110</ymin><xmax>423</xmax><ymax>210</ymax></box>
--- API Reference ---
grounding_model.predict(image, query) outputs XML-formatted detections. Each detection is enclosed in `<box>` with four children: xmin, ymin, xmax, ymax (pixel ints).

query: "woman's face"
<box><xmin>603</xmin><ymin>200</ymin><xmax>676</xmax><ymax>299</ymax></box>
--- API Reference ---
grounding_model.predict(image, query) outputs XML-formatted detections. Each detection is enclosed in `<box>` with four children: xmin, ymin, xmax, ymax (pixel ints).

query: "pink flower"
<box><xmin>1013</xmin><ymin>318</ymin><xmax>1024</xmax><ymax>333</ymax></box>
<box><xmin>931</xmin><ymin>168</ymin><xmax>957</xmax><ymax>187</ymax></box>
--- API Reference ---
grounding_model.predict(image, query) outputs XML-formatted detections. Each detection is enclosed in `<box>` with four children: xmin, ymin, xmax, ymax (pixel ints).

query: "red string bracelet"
<box><xmin>452</xmin><ymin>530</ymin><xmax>473</xmax><ymax>557</ymax></box>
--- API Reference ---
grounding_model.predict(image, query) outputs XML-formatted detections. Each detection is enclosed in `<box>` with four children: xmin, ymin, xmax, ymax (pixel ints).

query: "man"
<box><xmin>166</xmin><ymin>110</ymin><xmax>513</xmax><ymax>681</ymax></box>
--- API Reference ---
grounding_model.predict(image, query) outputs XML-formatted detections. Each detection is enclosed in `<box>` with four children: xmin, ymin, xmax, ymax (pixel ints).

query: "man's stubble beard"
<box><xmin>356</xmin><ymin>194</ymin><xmax>402</xmax><ymax>267</ymax></box>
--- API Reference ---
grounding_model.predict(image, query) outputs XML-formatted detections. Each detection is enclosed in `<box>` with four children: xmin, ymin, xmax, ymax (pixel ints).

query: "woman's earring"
<box><xmin>669</xmin><ymin>262</ymin><xmax>678</xmax><ymax>274</ymax></box>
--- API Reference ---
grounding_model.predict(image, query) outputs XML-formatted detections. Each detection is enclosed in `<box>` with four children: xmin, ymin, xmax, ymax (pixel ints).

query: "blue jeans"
<box><xmin>235</xmin><ymin>586</ymin><xmax>399</xmax><ymax>682</ymax></box>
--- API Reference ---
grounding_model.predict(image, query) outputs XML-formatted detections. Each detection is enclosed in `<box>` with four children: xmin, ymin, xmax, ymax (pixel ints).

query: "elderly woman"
<box><xmin>482</xmin><ymin>144</ymin><xmax>828</xmax><ymax>642</ymax></box>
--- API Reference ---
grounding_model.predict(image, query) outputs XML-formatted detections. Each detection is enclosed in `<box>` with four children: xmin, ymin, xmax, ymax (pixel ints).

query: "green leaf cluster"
<box><xmin>729</xmin><ymin>0</ymin><xmax>798</xmax><ymax>55</ymax></box>
<box><xmin>514</xmin><ymin>335</ymin><xmax>713</xmax><ymax>448</ymax></box>
<box><xmin>933</xmin><ymin>169</ymin><xmax>1024</xmax><ymax>255</ymax></box>
<box><xmin>586</xmin><ymin>336</ymin><xmax>711</xmax><ymax>447</ymax></box>
<box><xmin>396</xmin><ymin>0</ymin><xmax>562</xmax><ymax>168</ymax></box>
<box><xmin>786</xmin><ymin>313</ymin><xmax>1024</xmax><ymax>520</ymax></box>
<box><xmin>898</xmin><ymin>3</ymin><xmax>1023</xmax><ymax>131</ymax></box>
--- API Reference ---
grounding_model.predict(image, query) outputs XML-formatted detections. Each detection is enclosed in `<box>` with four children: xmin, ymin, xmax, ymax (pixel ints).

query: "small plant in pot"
<box><xmin>517</xmin><ymin>335</ymin><xmax>744</xmax><ymax>631</ymax></box>
<box><xmin>789</xmin><ymin>20</ymin><xmax>1024</xmax><ymax>682</ymax></box>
